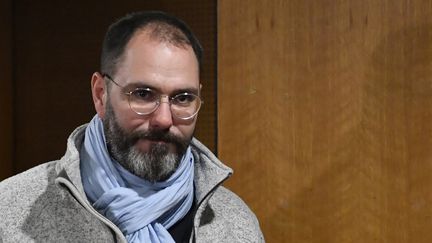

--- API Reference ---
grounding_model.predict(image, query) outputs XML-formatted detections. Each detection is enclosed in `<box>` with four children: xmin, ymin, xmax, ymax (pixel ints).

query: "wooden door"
<box><xmin>218</xmin><ymin>1</ymin><xmax>432</xmax><ymax>242</ymax></box>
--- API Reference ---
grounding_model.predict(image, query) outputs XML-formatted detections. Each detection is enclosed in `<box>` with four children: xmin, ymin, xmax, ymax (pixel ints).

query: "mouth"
<box><xmin>135</xmin><ymin>138</ymin><xmax>175</xmax><ymax>153</ymax></box>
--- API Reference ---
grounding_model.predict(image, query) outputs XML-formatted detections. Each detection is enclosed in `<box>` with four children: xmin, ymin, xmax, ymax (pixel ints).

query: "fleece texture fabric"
<box><xmin>0</xmin><ymin>124</ymin><xmax>264</xmax><ymax>243</ymax></box>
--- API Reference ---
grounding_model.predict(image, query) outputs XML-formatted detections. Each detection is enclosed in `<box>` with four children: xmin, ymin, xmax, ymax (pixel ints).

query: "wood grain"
<box><xmin>218</xmin><ymin>1</ymin><xmax>432</xmax><ymax>242</ymax></box>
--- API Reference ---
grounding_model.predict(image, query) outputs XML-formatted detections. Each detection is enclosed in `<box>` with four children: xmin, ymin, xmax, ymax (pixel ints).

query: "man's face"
<box><xmin>96</xmin><ymin>31</ymin><xmax>200</xmax><ymax>182</ymax></box>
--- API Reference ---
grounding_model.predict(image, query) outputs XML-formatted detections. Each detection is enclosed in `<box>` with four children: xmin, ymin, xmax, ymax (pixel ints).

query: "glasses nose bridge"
<box><xmin>158</xmin><ymin>94</ymin><xmax>172</xmax><ymax>105</ymax></box>
<box><xmin>153</xmin><ymin>94</ymin><xmax>173</xmax><ymax>115</ymax></box>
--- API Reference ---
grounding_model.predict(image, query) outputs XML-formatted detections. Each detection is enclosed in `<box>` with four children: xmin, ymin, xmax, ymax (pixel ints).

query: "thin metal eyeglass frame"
<box><xmin>102</xmin><ymin>74</ymin><xmax>202</xmax><ymax>120</ymax></box>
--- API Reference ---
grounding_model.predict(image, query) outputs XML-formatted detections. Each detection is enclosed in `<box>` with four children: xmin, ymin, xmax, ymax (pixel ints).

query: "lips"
<box><xmin>135</xmin><ymin>138</ymin><xmax>175</xmax><ymax>153</ymax></box>
<box><xmin>133</xmin><ymin>130</ymin><xmax>175</xmax><ymax>144</ymax></box>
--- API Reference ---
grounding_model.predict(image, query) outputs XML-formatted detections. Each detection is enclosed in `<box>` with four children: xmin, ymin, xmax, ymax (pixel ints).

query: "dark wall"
<box><xmin>0</xmin><ymin>0</ymin><xmax>13</xmax><ymax>179</ymax></box>
<box><xmin>1</xmin><ymin>0</ymin><xmax>216</xmax><ymax>179</ymax></box>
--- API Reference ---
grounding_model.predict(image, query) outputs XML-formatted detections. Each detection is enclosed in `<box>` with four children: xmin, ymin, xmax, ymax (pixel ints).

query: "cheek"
<box><xmin>175</xmin><ymin>119</ymin><xmax>197</xmax><ymax>139</ymax></box>
<box><xmin>118</xmin><ymin>115</ymin><xmax>151</xmax><ymax>132</ymax></box>
<box><xmin>109</xmin><ymin>100</ymin><xmax>150</xmax><ymax>132</ymax></box>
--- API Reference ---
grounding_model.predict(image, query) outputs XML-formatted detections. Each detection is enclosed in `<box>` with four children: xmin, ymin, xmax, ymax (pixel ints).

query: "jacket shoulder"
<box><xmin>0</xmin><ymin>158</ymin><xmax>115</xmax><ymax>242</ymax></box>
<box><xmin>0</xmin><ymin>161</ymin><xmax>59</xmax><ymax>241</ymax></box>
<box><xmin>0</xmin><ymin>161</ymin><xmax>59</xmax><ymax>203</ymax></box>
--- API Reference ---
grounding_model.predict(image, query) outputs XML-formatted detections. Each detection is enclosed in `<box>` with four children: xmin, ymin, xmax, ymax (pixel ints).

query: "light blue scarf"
<box><xmin>80</xmin><ymin>115</ymin><xmax>194</xmax><ymax>243</ymax></box>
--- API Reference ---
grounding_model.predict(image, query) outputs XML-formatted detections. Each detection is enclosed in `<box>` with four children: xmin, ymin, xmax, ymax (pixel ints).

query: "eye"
<box><xmin>172</xmin><ymin>93</ymin><xmax>197</xmax><ymax>106</ymax></box>
<box><xmin>131</xmin><ymin>88</ymin><xmax>158</xmax><ymax>102</ymax></box>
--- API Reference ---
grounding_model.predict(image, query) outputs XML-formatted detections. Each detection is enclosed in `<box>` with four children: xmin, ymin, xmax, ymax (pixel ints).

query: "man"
<box><xmin>0</xmin><ymin>11</ymin><xmax>264</xmax><ymax>243</ymax></box>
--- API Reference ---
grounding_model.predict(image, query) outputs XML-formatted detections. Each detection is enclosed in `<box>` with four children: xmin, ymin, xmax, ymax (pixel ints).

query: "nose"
<box><xmin>148</xmin><ymin>96</ymin><xmax>173</xmax><ymax>130</ymax></box>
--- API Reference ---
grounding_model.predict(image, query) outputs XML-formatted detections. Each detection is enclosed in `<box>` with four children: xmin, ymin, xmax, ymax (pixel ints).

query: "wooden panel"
<box><xmin>12</xmin><ymin>0</ymin><xmax>216</xmax><ymax>173</ymax></box>
<box><xmin>218</xmin><ymin>1</ymin><xmax>432</xmax><ymax>242</ymax></box>
<box><xmin>0</xmin><ymin>0</ymin><xmax>13</xmax><ymax>180</ymax></box>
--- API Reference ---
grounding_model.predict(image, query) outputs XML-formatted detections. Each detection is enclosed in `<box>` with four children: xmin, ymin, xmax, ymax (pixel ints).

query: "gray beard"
<box><xmin>102</xmin><ymin>101</ymin><xmax>190</xmax><ymax>182</ymax></box>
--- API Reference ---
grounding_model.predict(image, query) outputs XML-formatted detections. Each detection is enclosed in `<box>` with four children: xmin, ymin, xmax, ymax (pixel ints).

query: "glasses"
<box><xmin>103</xmin><ymin>74</ymin><xmax>203</xmax><ymax>120</ymax></box>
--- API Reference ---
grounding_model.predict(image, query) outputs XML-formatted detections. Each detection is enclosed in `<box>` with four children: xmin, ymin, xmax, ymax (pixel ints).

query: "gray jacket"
<box><xmin>0</xmin><ymin>125</ymin><xmax>264</xmax><ymax>242</ymax></box>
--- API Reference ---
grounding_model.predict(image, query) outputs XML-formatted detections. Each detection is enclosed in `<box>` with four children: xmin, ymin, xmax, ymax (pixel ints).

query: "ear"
<box><xmin>91</xmin><ymin>72</ymin><xmax>107</xmax><ymax>119</ymax></box>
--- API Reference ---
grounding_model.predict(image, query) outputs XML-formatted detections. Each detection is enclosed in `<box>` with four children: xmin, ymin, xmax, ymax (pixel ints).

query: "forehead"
<box><xmin>116</xmin><ymin>30</ymin><xmax>200</xmax><ymax>92</ymax></box>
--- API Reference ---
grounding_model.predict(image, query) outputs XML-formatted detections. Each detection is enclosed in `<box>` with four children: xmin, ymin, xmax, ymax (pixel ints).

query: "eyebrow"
<box><xmin>123</xmin><ymin>81</ymin><xmax>200</xmax><ymax>96</ymax></box>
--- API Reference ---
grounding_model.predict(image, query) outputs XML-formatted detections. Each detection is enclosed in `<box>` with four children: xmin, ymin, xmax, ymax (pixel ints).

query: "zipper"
<box><xmin>55</xmin><ymin>177</ymin><xmax>127</xmax><ymax>243</ymax></box>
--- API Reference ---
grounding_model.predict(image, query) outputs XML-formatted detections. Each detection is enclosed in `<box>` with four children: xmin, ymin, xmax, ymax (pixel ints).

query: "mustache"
<box><xmin>129</xmin><ymin>129</ymin><xmax>184</xmax><ymax>145</ymax></box>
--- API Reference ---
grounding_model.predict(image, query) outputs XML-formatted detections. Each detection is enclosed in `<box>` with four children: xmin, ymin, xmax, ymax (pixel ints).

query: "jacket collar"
<box><xmin>190</xmin><ymin>138</ymin><xmax>232</xmax><ymax>203</ymax></box>
<box><xmin>55</xmin><ymin>124</ymin><xmax>88</xmax><ymax>196</ymax></box>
